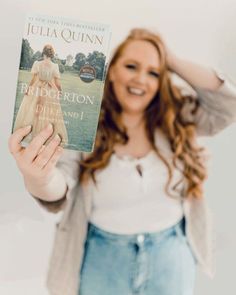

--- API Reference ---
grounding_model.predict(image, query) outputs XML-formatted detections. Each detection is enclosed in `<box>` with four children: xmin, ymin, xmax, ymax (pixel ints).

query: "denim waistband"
<box><xmin>87</xmin><ymin>218</ymin><xmax>185</xmax><ymax>245</ymax></box>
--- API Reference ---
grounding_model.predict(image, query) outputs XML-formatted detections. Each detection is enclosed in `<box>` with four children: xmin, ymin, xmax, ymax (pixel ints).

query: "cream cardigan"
<box><xmin>33</xmin><ymin>73</ymin><xmax>236</xmax><ymax>295</ymax></box>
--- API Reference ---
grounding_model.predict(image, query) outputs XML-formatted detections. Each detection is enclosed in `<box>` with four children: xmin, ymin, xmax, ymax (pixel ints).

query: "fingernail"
<box><xmin>47</xmin><ymin>123</ymin><xmax>53</xmax><ymax>131</ymax></box>
<box><xmin>25</xmin><ymin>125</ymin><xmax>32</xmax><ymax>131</ymax></box>
<box><xmin>57</xmin><ymin>146</ymin><xmax>63</xmax><ymax>153</ymax></box>
<box><xmin>54</xmin><ymin>134</ymin><xmax>61</xmax><ymax>142</ymax></box>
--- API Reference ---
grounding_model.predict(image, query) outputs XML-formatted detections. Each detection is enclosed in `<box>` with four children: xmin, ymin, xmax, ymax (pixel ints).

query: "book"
<box><xmin>11</xmin><ymin>13</ymin><xmax>112</xmax><ymax>152</ymax></box>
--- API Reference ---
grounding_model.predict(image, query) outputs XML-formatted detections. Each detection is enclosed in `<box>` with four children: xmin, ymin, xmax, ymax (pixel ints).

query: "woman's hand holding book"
<box><xmin>8</xmin><ymin>124</ymin><xmax>67</xmax><ymax>202</ymax></box>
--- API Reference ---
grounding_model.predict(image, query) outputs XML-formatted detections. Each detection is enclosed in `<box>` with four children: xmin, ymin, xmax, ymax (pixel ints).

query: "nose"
<box><xmin>133</xmin><ymin>70</ymin><xmax>147</xmax><ymax>84</ymax></box>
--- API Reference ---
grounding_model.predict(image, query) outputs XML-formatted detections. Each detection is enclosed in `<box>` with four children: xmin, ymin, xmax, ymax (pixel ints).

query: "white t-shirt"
<box><xmin>87</xmin><ymin>129</ymin><xmax>184</xmax><ymax>234</ymax></box>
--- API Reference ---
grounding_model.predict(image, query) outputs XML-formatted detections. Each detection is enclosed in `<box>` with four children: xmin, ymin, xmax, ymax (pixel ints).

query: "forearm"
<box><xmin>54</xmin><ymin>78</ymin><xmax>62</xmax><ymax>91</ymax></box>
<box><xmin>168</xmin><ymin>55</ymin><xmax>223</xmax><ymax>91</ymax></box>
<box><xmin>24</xmin><ymin>167</ymin><xmax>67</xmax><ymax>202</ymax></box>
<box><xmin>28</xmin><ymin>75</ymin><xmax>37</xmax><ymax>87</ymax></box>
<box><xmin>25</xmin><ymin>76</ymin><xmax>37</xmax><ymax>94</ymax></box>
<box><xmin>56</xmin><ymin>83</ymin><xmax>62</xmax><ymax>92</ymax></box>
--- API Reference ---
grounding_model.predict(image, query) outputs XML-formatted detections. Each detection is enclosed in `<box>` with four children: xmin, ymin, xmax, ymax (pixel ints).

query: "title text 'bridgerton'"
<box><xmin>20</xmin><ymin>83</ymin><xmax>94</xmax><ymax>105</ymax></box>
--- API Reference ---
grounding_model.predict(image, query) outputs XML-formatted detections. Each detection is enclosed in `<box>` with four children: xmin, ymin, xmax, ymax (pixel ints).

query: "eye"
<box><xmin>149</xmin><ymin>71</ymin><xmax>160</xmax><ymax>78</ymax></box>
<box><xmin>125</xmin><ymin>64</ymin><xmax>137</xmax><ymax>70</ymax></box>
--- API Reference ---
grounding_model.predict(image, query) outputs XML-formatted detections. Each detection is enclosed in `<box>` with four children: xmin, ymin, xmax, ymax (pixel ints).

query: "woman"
<box><xmin>13</xmin><ymin>44</ymin><xmax>68</xmax><ymax>146</ymax></box>
<box><xmin>8</xmin><ymin>29</ymin><xmax>236</xmax><ymax>295</ymax></box>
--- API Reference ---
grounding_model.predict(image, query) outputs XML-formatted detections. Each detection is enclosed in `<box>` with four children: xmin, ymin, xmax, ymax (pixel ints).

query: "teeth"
<box><xmin>128</xmin><ymin>87</ymin><xmax>145</xmax><ymax>96</ymax></box>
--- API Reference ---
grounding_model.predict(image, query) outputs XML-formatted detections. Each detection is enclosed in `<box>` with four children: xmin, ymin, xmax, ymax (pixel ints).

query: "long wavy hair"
<box><xmin>79</xmin><ymin>28</ymin><xmax>208</xmax><ymax>199</ymax></box>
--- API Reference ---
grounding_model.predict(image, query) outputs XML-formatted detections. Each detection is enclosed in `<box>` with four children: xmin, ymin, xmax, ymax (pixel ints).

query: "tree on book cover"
<box><xmin>11</xmin><ymin>14</ymin><xmax>111</xmax><ymax>152</ymax></box>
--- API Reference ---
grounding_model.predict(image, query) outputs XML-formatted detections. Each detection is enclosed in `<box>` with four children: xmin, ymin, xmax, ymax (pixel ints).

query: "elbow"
<box><xmin>197</xmin><ymin>115</ymin><xmax>234</xmax><ymax>137</ymax></box>
<box><xmin>32</xmin><ymin>195</ymin><xmax>67</xmax><ymax>214</ymax></box>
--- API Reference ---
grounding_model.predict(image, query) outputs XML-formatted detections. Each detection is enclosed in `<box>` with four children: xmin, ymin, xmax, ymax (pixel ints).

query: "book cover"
<box><xmin>11</xmin><ymin>13</ymin><xmax>112</xmax><ymax>152</ymax></box>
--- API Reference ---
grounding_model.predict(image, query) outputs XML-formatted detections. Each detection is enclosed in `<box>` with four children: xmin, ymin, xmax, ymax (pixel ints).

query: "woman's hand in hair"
<box><xmin>159</xmin><ymin>34</ymin><xmax>222</xmax><ymax>90</ymax></box>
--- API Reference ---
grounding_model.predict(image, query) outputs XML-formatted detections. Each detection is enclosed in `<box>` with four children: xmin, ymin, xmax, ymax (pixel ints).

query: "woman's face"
<box><xmin>109</xmin><ymin>40</ymin><xmax>161</xmax><ymax>116</ymax></box>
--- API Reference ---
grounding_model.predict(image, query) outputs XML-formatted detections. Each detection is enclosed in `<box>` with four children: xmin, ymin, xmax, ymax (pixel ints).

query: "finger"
<box><xmin>33</xmin><ymin>134</ymin><xmax>61</xmax><ymax>169</ymax></box>
<box><xmin>24</xmin><ymin>123</ymin><xmax>54</xmax><ymax>163</ymax></box>
<box><xmin>38</xmin><ymin>144</ymin><xmax>46</xmax><ymax>155</ymax></box>
<box><xmin>8</xmin><ymin>125</ymin><xmax>32</xmax><ymax>156</ymax></box>
<box><xmin>43</xmin><ymin>146</ymin><xmax>64</xmax><ymax>174</ymax></box>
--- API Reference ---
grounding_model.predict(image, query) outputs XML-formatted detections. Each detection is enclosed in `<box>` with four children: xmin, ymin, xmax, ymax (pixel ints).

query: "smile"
<box><xmin>127</xmin><ymin>87</ymin><xmax>145</xmax><ymax>96</ymax></box>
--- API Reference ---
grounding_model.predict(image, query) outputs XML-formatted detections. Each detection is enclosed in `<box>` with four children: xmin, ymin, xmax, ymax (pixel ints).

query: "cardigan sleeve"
<box><xmin>31</xmin><ymin>149</ymin><xmax>82</xmax><ymax>213</ymax></box>
<box><xmin>181</xmin><ymin>70</ymin><xmax>236</xmax><ymax>136</ymax></box>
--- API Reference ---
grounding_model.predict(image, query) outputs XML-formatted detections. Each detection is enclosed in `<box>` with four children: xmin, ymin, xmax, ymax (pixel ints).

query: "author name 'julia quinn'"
<box><xmin>27</xmin><ymin>22</ymin><xmax>104</xmax><ymax>45</ymax></box>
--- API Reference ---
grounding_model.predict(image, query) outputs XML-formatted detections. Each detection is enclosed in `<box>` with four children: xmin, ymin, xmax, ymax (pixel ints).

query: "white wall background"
<box><xmin>0</xmin><ymin>0</ymin><xmax>236</xmax><ymax>294</ymax></box>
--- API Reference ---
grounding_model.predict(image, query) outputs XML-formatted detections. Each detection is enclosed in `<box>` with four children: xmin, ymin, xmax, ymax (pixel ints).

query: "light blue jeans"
<box><xmin>79</xmin><ymin>218</ymin><xmax>197</xmax><ymax>295</ymax></box>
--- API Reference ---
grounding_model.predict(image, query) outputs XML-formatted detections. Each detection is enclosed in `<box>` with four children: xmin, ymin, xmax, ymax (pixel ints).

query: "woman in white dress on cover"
<box><xmin>13</xmin><ymin>44</ymin><xmax>68</xmax><ymax>146</ymax></box>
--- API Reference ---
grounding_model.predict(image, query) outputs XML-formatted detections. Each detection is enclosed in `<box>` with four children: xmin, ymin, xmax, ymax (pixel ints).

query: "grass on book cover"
<box><xmin>11</xmin><ymin>13</ymin><xmax>111</xmax><ymax>152</ymax></box>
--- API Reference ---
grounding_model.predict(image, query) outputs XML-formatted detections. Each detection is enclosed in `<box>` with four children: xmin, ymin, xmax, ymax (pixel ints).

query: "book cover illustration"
<box><xmin>11</xmin><ymin>13</ymin><xmax>112</xmax><ymax>152</ymax></box>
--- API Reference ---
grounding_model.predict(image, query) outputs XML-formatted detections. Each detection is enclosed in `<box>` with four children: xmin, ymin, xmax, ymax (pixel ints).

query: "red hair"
<box><xmin>79</xmin><ymin>28</ymin><xmax>208</xmax><ymax>199</ymax></box>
